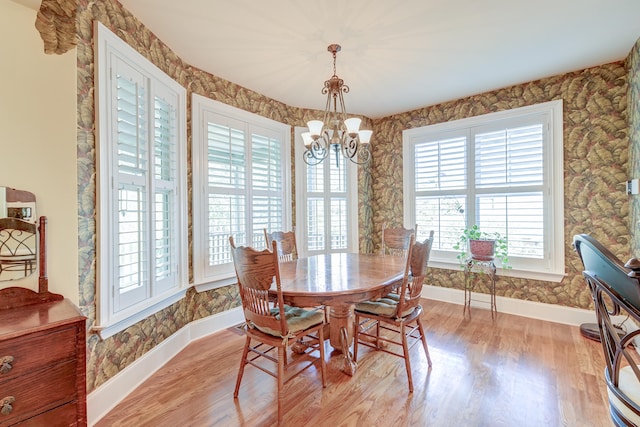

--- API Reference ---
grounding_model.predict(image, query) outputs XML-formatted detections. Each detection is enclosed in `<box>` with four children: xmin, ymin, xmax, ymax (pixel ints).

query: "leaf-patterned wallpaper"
<box><xmin>370</xmin><ymin>64</ymin><xmax>632</xmax><ymax>312</ymax></box>
<box><xmin>629</xmin><ymin>40</ymin><xmax>640</xmax><ymax>255</ymax></box>
<box><xmin>39</xmin><ymin>0</ymin><xmax>639</xmax><ymax>393</ymax></box>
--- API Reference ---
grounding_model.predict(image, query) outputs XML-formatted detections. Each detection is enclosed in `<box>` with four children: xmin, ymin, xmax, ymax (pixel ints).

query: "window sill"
<box><xmin>194</xmin><ymin>275</ymin><xmax>238</xmax><ymax>293</ymax></box>
<box><xmin>429</xmin><ymin>260</ymin><xmax>566</xmax><ymax>283</ymax></box>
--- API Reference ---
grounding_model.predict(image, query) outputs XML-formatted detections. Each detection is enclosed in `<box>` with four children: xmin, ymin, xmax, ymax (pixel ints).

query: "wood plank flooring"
<box><xmin>94</xmin><ymin>300</ymin><xmax>611</xmax><ymax>427</ymax></box>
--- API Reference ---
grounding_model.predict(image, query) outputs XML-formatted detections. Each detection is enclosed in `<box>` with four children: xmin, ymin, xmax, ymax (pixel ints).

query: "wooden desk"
<box><xmin>276</xmin><ymin>253</ymin><xmax>407</xmax><ymax>375</ymax></box>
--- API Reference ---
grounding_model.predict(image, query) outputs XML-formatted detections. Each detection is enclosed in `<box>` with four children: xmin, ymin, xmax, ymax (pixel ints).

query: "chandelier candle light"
<box><xmin>302</xmin><ymin>44</ymin><xmax>373</xmax><ymax>167</ymax></box>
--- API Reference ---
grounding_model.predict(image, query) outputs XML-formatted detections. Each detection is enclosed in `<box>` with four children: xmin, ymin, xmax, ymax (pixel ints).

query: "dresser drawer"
<box><xmin>0</xmin><ymin>326</ymin><xmax>77</xmax><ymax>382</ymax></box>
<box><xmin>11</xmin><ymin>401</ymin><xmax>79</xmax><ymax>427</ymax></box>
<box><xmin>0</xmin><ymin>359</ymin><xmax>77</xmax><ymax>426</ymax></box>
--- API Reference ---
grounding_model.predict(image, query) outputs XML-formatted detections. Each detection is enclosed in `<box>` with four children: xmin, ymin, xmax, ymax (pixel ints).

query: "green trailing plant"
<box><xmin>453</xmin><ymin>224</ymin><xmax>510</xmax><ymax>269</ymax></box>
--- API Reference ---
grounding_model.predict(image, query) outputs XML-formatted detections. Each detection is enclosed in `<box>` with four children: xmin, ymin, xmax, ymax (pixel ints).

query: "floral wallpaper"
<box><xmin>36</xmin><ymin>0</ymin><xmax>638</xmax><ymax>394</ymax></box>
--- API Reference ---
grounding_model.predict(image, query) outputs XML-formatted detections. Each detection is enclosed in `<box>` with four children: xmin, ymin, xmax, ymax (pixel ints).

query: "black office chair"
<box><xmin>574</xmin><ymin>234</ymin><xmax>640</xmax><ymax>426</ymax></box>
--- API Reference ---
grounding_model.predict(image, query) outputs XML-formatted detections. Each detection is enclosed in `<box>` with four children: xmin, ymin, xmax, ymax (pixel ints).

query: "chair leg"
<box><xmin>375</xmin><ymin>320</ymin><xmax>381</xmax><ymax>348</ymax></box>
<box><xmin>400</xmin><ymin>323</ymin><xmax>414</xmax><ymax>393</ymax></box>
<box><xmin>277</xmin><ymin>346</ymin><xmax>285</xmax><ymax>424</ymax></box>
<box><xmin>234</xmin><ymin>336</ymin><xmax>251</xmax><ymax>398</ymax></box>
<box><xmin>319</xmin><ymin>326</ymin><xmax>327</xmax><ymax>387</ymax></box>
<box><xmin>417</xmin><ymin>318</ymin><xmax>432</xmax><ymax>367</ymax></box>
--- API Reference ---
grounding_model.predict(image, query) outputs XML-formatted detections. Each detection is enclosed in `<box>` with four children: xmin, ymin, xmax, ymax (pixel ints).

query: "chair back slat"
<box><xmin>381</xmin><ymin>223</ymin><xmax>417</xmax><ymax>257</ymax></box>
<box><xmin>264</xmin><ymin>228</ymin><xmax>297</xmax><ymax>261</ymax></box>
<box><xmin>397</xmin><ymin>230</ymin><xmax>434</xmax><ymax>318</ymax></box>
<box><xmin>230</xmin><ymin>236</ymin><xmax>288</xmax><ymax>335</ymax></box>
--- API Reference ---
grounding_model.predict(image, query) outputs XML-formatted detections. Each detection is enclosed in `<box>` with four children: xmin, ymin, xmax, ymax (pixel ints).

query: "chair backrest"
<box><xmin>574</xmin><ymin>234</ymin><xmax>640</xmax><ymax>426</ymax></box>
<box><xmin>381</xmin><ymin>223</ymin><xmax>417</xmax><ymax>257</ymax></box>
<box><xmin>264</xmin><ymin>228</ymin><xmax>297</xmax><ymax>261</ymax></box>
<box><xmin>396</xmin><ymin>230</ymin><xmax>434</xmax><ymax>318</ymax></box>
<box><xmin>229</xmin><ymin>236</ymin><xmax>288</xmax><ymax>336</ymax></box>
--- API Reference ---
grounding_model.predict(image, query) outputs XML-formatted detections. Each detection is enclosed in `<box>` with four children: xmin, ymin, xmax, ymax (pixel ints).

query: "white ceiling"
<box><xmin>16</xmin><ymin>0</ymin><xmax>640</xmax><ymax>119</ymax></box>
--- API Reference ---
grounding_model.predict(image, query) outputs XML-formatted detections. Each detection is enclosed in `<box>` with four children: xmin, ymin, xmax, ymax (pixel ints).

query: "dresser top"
<box><xmin>0</xmin><ymin>298</ymin><xmax>85</xmax><ymax>340</ymax></box>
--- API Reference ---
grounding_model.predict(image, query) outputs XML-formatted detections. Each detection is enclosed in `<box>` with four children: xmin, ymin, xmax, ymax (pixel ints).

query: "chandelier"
<box><xmin>302</xmin><ymin>44</ymin><xmax>372</xmax><ymax>167</ymax></box>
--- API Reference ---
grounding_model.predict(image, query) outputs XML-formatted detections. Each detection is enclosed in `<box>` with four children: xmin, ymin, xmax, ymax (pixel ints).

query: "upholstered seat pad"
<box><xmin>355</xmin><ymin>293</ymin><xmax>415</xmax><ymax>318</ymax></box>
<box><xmin>254</xmin><ymin>304</ymin><xmax>324</xmax><ymax>337</ymax></box>
<box><xmin>355</xmin><ymin>296</ymin><xmax>398</xmax><ymax>316</ymax></box>
<box><xmin>608</xmin><ymin>365</ymin><xmax>640</xmax><ymax>425</ymax></box>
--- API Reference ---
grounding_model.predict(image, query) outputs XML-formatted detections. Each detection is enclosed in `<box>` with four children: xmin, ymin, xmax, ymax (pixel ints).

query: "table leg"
<box><xmin>329</xmin><ymin>304</ymin><xmax>358</xmax><ymax>376</ymax></box>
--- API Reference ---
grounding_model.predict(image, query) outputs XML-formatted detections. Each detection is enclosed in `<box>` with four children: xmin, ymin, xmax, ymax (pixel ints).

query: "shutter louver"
<box><xmin>476</xmin><ymin>124</ymin><xmax>543</xmax><ymax>188</ymax></box>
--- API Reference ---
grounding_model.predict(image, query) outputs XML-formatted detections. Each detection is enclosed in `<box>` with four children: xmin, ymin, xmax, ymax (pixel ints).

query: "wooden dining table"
<box><xmin>275</xmin><ymin>252</ymin><xmax>407</xmax><ymax>375</ymax></box>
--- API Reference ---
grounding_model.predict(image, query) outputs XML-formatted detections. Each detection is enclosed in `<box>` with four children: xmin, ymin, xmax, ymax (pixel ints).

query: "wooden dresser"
<box><xmin>0</xmin><ymin>296</ymin><xmax>87</xmax><ymax>426</ymax></box>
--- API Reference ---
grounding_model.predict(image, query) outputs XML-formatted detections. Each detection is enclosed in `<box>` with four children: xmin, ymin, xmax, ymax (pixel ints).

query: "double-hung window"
<box><xmin>192</xmin><ymin>95</ymin><xmax>291</xmax><ymax>287</ymax></box>
<box><xmin>294</xmin><ymin>127</ymin><xmax>358</xmax><ymax>257</ymax></box>
<box><xmin>95</xmin><ymin>22</ymin><xmax>188</xmax><ymax>338</ymax></box>
<box><xmin>403</xmin><ymin>100</ymin><xmax>564</xmax><ymax>281</ymax></box>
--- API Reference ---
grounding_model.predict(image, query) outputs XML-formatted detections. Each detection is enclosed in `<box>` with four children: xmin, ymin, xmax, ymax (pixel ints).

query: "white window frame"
<box><xmin>95</xmin><ymin>22</ymin><xmax>188</xmax><ymax>339</ymax></box>
<box><xmin>192</xmin><ymin>94</ymin><xmax>292</xmax><ymax>289</ymax></box>
<box><xmin>294</xmin><ymin>127</ymin><xmax>359</xmax><ymax>257</ymax></box>
<box><xmin>403</xmin><ymin>100</ymin><xmax>564</xmax><ymax>282</ymax></box>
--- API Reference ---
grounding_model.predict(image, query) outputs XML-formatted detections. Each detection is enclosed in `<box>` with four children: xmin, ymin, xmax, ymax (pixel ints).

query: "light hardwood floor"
<box><xmin>94</xmin><ymin>300</ymin><xmax>611</xmax><ymax>427</ymax></box>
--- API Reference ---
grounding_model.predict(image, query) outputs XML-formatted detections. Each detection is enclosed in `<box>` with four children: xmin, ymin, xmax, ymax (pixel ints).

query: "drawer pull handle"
<box><xmin>0</xmin><ymin>356</ymin><xmax>13</xmax><ymax>374</ymax></box>
<box><xmin>0</xmin><ymin>396</ymin><xmax>15</xmax><ymax>415</ymax></box>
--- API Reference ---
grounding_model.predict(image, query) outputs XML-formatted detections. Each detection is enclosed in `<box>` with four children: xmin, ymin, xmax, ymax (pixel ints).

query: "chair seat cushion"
<box><xmin>355</xmin><ymin>292</ymin><xmax>418</xmax><ymax>318</ymax></box>
<box><xmin>255</xmin><ymin>305</ymin><xmax>324</xmax><ymax>336</ymax></box>
<box><xmin>608</xmin><ymin>365</ymin><xmax>640</xmax><ymax>425</ymax></box>
<box><xmin>355</xmin><ymin>295</ymin><xmax>399</xmax><ymax>316</ymax></box>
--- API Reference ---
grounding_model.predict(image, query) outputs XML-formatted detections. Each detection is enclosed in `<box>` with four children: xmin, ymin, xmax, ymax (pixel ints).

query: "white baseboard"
<box><xmin>87</xmin><ymin>307</ymin><xmax>244</xmax><ymax>426</ymax></box>
<box><xmin>423</xmin><ymin>284</ymin><xmax>597</xmax><ymax>326</ymax></box>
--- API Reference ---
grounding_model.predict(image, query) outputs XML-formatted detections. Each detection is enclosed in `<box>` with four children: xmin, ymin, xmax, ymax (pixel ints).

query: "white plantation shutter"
<box><xmin>192</xmin><ymin>95</ymin><xmax>291</xmax><ymax>286</ymax></box>
<box><xmin>96</xmin><ymin>22</ymin><xmax>187</xmax><ymax>336</ymax></box>
<box><xmin>414</xmin><ymin>134</ymin><xmax>467</xmax><ymax>252</ymax></box>
<box><xmin>305</xmin><ymin>153</ymin><xmax>349</xmax><ymax>253</ymax></box>
<box><xmin>206</xmin><ymin>120</ymin><xmax>247</xmax><ymax>265</ymax></box>
<box><xmin>474</xmin><ymin>123</ymin><xmax>545</xmax><ymax>259</ymax></box>
<box><xmin>403</xmin><ymin>101</ymin><xmax>564</xmax><ymax>280</ymax></box>
<box><xmin>152</xmin><ymin>93</ymin><xmax>179</xmax><ymax>293</ymax></box>
<box><xmin>251</xmin><ymin>131</ymin><xmax>284</xmax><ymax>248</ymax></box>
<box><xmin>114</xmin><ymin>65</ymin><xmax>148</xmax><ymax>310</ymax></box>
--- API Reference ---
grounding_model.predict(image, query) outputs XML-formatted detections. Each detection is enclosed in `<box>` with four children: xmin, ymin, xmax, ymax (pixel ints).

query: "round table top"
<box><xmin>276</xmin><ymin>252</ymin><xmax>407</xmax><ymax>306</ymax></box>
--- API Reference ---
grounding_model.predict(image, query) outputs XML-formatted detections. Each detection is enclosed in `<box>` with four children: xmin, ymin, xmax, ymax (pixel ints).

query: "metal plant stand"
<box><xmin>463</xmin><ymin>257</ymin><xmax>497</xmax><ymax>319</ymax></box>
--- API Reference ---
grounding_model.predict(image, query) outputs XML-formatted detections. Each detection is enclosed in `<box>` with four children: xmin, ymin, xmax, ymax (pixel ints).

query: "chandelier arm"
<box><xmin>336</xmin><ymin>88</ymin><xmax>349</xmax><ymax>124</ymax></box>
<box><xmin>303</xmin><ymin>135</ymin><xmax>329</xmax><ymax>166</ymax></box>
<box><xmin>347</xmin><ymin>142</ymin><xmax>371</xmax><ymax>165</ymax></box>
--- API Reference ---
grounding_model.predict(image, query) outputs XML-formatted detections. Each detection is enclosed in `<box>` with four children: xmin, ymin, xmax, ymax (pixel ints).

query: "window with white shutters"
<box><xmin>294</xmin><ymin>127</ymin><xmax>358</xmax><ymax>257</ymax></box>
<box><xmin>403</xmin><ymin>101</ymin><xmax>564</xmax><ymax>281</ymax></box>
<box><xmin>192</xmin><ymin>95</ymin><xmax>291</xmax><ymax>287</ymax></box>
<box><xmin>95</xmin><ymin>22</ymin><xmax>187</xmax><ymax>338</ymax></box>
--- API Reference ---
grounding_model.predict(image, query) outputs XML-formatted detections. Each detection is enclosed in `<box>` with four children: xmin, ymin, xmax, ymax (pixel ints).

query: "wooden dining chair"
<box><xmin>264</xmin><ymin>228</ymin><xmax>298</xmax><ymax>261</ymax></box>
<box><xmin>354</xmin><ymin>230</ymin><xmax>434</xmax><ymax>392</ymax></box>
<box><xmin>381</xmin><ymin>223</ymin><xmax>417</xmax><ymax>257</ymax></box>
<box><xmin>264</xmin><ymin>227</ymin><xmax>329</xmax><ymax>321</ymax></box>
<box><xmin>229</xmin><ymin>236</ymin><xmax>326</xmax><ymax>424</ymax></box>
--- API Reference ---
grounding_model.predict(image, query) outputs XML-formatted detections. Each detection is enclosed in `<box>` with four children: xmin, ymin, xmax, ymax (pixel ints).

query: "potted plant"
<box><xmin>453</xmin><ymin>224</ymin><xmax>510</xmax><ymax>269</ymax></box>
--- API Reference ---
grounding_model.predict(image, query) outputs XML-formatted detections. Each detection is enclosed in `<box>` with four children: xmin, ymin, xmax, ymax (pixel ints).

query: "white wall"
<box><xmin>0</xmin><ymin>1</ymin><xmax>79</xmax><ymax>302</ymax></box>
